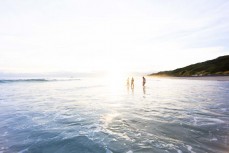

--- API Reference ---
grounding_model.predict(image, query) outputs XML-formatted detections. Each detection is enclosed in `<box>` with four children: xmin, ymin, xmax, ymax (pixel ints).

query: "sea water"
<box><xmin>0</xmin><ymin>77</ymin><xmax>228</xmax><ymax>153</ymax></box>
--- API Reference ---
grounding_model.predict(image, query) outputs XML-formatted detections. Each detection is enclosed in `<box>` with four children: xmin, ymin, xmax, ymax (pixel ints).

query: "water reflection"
<box><xmin>131</xmin><ymin>85</ymin><xmax>134</xmax><ymax>95</ymax></box>
<box><xmin>127</xmin><ymin>84</ymin><xmax>130</xmax><ymax>94</ymax></box>
<box><xmin>143</xmin><ymin>86</ymin><xmax>146</xmax><ymax>95</ymax></box>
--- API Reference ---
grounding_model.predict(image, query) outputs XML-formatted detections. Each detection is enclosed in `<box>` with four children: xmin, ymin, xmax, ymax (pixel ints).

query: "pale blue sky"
<box><xmin>0</xmin><ymin>0</ymin><xmax>228</xmax><ymax>74</ymax></box>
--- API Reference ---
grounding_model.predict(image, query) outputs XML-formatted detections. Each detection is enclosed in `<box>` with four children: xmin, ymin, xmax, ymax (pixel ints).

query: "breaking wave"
<box><xmin>0</xmin><ymin>78</ymin><xmax>80</xmax><ymax>83</ymax></box>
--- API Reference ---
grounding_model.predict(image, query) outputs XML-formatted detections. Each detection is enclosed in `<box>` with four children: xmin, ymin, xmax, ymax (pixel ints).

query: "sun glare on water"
<box><xmin>105</xmin><ymin>65</ymin><xmax>129</xmax><ymax>94</ymax></box>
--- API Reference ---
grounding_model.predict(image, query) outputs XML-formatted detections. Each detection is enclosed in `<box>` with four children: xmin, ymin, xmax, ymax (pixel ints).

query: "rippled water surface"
<box><xmin>0</xmin><ymin>77</ymin><xmax>229</xmax><ymax>153</ymax></box>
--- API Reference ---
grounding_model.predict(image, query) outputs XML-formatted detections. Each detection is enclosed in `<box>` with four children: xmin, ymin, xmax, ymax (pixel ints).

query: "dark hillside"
<box><xmin>150</xmin><ymin>55</ymin><xmax>229</xmax><ymax>77</ymax></box>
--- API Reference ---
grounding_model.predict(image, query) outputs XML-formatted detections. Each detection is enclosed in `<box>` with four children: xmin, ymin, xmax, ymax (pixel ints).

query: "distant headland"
<box><xmin>149</xmin><ymin>55</ymin><xmax>229</xmax><ymax>77</ymax></box>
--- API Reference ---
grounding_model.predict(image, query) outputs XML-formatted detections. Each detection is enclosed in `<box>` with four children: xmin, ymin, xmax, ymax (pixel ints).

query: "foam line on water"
<box><xmin>186</xmin><ymin>145</ymin><xmax>196</xmax><ymax>153</ymax></box>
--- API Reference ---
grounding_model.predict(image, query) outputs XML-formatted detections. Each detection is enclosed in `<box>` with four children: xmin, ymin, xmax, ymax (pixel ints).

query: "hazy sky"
<box><xmin>0</xmin><ymin>0</ymin><xmax>229</xmax><ymax>74</ymax></box>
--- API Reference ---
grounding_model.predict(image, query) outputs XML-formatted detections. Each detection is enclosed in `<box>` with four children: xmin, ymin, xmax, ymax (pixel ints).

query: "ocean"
<box><xmin>0</xmin><ymin>77</ymin><xmax>228</xmax><ymax>153</ymax></box>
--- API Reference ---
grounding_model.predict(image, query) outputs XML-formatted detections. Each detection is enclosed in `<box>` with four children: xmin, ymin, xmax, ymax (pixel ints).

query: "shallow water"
<box><xmin>0</xmin><ymin>77</ymin><xmax>229</xmax><ymax>153</ymax></box>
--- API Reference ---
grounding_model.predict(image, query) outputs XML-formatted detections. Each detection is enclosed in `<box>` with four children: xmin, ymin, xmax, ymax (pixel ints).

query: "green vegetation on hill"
<box><xmin>150</xmin><ymin>55</ymin><xmax>229</xmax><ymax>77</ymax></box>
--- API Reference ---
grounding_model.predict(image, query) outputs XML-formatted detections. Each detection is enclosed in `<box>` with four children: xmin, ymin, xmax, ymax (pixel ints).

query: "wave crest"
<box><xmin>0</xmin><ymin>78</ymin><xmax>80</xmax><ymax>83</ymax></box>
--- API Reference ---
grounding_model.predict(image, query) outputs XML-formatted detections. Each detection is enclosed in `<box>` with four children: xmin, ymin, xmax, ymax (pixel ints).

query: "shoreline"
<box><xmin>148</xmin><ymin>75</ymin><xmax>229</xmax><ymax>81</ymax></box>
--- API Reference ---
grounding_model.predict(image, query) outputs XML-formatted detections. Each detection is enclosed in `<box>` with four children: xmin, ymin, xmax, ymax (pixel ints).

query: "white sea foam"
<box><xmin>187</xmin><ymin>145</ymin><xmax>196</xmax><ymax>153</ymax></box>
<box><xmin>210</xmin><ymin>137</ymin><xmax>218</xmax><ymax>141</ymax></box>
<box><xmin>177</xmin><ymin>149</ymin><xmax>182</xmax><ymax>153</ymax></box>
<box><xmin>106</xmin><ymin>148</ymin><xmax>113</xmax><ymax>153</ymax></box>
<box><xmin>193</xmin><ymin>117</ymin><xmax>197</xmax><ymax>125</ymax></box>
<box><xmin>221</xmin><ymin>108</ymin><xmax>227</xmax><ymax>111</ymax></box>
<box><xmin>193</xmin><ymin>117</ymin><xmax>225</xmax><ymax>126</ymax></box>
<box><xmin>2</xmin><ymin>132</ymin><xmax>8</xmax><ymax>136</ymax></box>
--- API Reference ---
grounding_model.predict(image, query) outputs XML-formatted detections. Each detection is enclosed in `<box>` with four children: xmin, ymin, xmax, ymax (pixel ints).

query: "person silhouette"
<box><xmin>142</xmin><ymin>76</ymin><xmax>146</xmax><ymax>87</ymax></box>
<box><xmin>131</xmin><ymin>77</ymin><xmax>134</xmax><ymax>89</ymax></box>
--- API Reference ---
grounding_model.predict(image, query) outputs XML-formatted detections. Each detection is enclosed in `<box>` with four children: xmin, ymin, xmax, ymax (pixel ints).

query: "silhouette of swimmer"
<box><xmin>131</xmin><ymin>77</ymin><xmax>134</xmax><ymax>88</ymax></box>
<box><xmin>142</xmin><ymin>76</ymin><xmax>146</xmax><ymax>87</ymax></box>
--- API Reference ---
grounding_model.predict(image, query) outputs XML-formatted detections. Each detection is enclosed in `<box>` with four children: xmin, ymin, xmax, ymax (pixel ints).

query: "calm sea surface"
<box><xmin>0</xmin><ymin>77</ymin><xmax>229</xmax><ymax>153</ymax></box>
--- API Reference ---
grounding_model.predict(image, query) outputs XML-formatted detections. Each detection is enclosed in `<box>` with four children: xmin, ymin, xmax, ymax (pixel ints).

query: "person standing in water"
<box><xmin>131</xmin><ymin>77</ymin><xmax>134</xmax><ymax>88</ymax></box>
<box><xmin>142</xmin><ymin>76</ymin><xmax>146</xmax><ymax>87</ymax></box>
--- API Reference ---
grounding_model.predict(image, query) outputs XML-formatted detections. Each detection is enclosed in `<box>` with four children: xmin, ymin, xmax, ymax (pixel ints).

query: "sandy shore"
<box><xmin>149</xmin><ymin>76</ymin><xmax>229</xmax><ymax>81</ymax></box>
